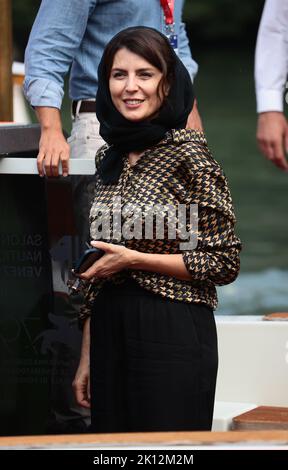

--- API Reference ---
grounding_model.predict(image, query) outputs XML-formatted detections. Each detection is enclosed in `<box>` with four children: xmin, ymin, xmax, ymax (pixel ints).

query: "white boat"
<box><xmin>213</xmin><ymin>315</ymin><xmax>288</xmax><ymax>430</ymax></box>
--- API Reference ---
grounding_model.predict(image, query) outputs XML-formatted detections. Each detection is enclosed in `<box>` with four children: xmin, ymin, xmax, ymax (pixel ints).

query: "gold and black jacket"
<box><xmin>78</xmin><ymin>129</ymin><xmax>241</xmax><ymax>324</ymax></box>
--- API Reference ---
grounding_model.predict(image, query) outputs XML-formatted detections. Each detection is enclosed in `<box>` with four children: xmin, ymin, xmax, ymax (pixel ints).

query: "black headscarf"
<box><xmin>96</xmin><ymin>27</ymin><xmax>194</xmax><ymax>185</ymax></box>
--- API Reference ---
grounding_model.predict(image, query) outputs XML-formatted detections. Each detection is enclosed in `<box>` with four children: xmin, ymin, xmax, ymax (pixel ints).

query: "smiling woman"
<box><xmin>95</xmin><ymin>26</ymin><xmax>191</xmax><ymax>185</ymax></box>
<box><xmin>72</xmin><ymin>26</ymin><xmax>241</xmax><ymax>435</ymax></box>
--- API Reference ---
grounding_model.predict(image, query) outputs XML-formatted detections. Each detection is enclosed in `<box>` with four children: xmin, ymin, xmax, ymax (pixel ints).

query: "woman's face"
<box><xmin>109</xmin><ymin>48</ymin><xmax>164</xmax><ymax>122</ymax></box>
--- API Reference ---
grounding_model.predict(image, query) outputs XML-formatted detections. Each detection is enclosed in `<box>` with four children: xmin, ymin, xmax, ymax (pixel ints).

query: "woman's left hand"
<box><xmin>79</xmin><ymin>241</ymin><xmax>133</xmax><ymax>280</ymax></box>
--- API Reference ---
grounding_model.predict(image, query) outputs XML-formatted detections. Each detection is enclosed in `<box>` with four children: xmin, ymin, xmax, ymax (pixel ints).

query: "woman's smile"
<box><xmin>123</xmin><ymin>98</ymin><xmax>145</xmax><ymax>109</ymax></box>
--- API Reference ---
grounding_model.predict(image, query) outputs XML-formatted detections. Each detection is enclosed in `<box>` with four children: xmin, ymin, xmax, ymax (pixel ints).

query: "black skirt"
<box><xmin>90</xmin><ymin>278</ymin><xmax>218</xmax><ymax>433</ymax></box>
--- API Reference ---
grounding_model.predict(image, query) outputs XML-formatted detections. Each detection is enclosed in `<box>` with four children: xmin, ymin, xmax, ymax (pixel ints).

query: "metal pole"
<box><xmin>0</xmin><ymin>0</ymin><xmax>13</xmax><ymax>121</ymax></box>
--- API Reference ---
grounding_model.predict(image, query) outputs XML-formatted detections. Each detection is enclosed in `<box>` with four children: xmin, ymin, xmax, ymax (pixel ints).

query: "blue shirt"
<box><xmin>24</xmin><ymin>0</ymin><xmax>198</xmax><ymax>109</ymax></box>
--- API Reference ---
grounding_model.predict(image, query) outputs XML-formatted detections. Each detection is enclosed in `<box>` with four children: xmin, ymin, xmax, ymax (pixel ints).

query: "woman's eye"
<box><xmin>139</xmin><ymin>73</ymin><xmax>152</xmax><ymax>78</ymax></box>
<box><xmin>112</xmin><ymin>72</ymin><xmax>125</xmax><ymax>78</ymax></box>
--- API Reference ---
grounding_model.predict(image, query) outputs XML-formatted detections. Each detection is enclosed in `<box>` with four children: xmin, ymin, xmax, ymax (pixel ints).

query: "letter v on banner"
<box><xmin>160</xmin><ymin>0</ymin><xmax>178</xmax><ymax>53</ymax></box>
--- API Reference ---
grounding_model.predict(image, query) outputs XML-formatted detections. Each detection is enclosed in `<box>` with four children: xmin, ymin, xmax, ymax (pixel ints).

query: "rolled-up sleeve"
<box><xmin>23</xmin><ymin>0</ymin><xmax>95</xmax><ymax>108</ymax></box>
<box><xmin>23</xmin><ymin>77</ymin><xmax>64</xmax><ymax>109</ymax></box>
<box><xmin>182</xmin><ymin>158</ymin><xmax>241</xmax><ymax>286</ymax></box>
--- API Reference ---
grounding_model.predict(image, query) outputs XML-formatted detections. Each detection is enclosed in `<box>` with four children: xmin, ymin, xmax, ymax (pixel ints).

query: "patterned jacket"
<box><xmin>78</xmin><ymin>129</ymin><xmax>241</xmax><ymax>325</ymax></box>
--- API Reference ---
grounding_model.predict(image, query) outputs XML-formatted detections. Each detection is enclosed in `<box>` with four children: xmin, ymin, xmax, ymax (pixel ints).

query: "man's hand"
<box><xmin>257</xmin><ymin>111</ymin><xmax>288</xmax><ymax>171</ymax></box>
<box><xmin>36</xmin><ymin>107</ymin><xmax>70</xmax><ymax>177</ymax></box>
<box><xmin>186</xmin><ymin>100</ymin><xmax>203</xmax><ymax>131</ymax></box>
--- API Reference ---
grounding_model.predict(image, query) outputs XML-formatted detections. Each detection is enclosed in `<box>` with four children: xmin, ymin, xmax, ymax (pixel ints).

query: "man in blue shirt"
<box><xmin>24</xmin><ymin>0</ymin><xmax>201</xmax><ymax>177</ymax></box>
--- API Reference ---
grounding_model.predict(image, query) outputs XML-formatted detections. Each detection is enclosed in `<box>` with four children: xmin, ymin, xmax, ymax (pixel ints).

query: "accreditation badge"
<box><xmin>168</xmin><ymin>34</ymin><xmax>178</xmax><ymax>52</ymax></box>
<box><xmin>165</xmin><ymin>24</ymin><xmax>178</xmax><ymax>53</ymax></box>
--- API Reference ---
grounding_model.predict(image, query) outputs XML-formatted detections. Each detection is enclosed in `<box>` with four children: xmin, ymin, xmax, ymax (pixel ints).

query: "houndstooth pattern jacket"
<box><xmin>78</xmin><ymin>129</ymin><xmax>241</xmax><ymax>325</ymax></box>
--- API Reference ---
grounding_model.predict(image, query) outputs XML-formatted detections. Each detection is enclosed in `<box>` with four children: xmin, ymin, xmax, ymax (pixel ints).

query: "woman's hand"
<box><xmin>72</xmin><ymin>360</ymin><xmax>91</xmax><ymax>409</ymax></box>
<box><xmin>79</xmin><ymin>241</ymin><xmax>133</xmax><ymax>280</ymax></box>
<box><xmin>73</xmin><ymin>318</ymin><xmax>90</xmax><ymax>408</ymax></box>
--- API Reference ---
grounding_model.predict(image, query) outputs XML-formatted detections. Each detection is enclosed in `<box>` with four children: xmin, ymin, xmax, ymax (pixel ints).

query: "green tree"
<box><xmin>183</xmin><ymin>0</ymin><xmax>265</xmax><ymax>44</ymax></box>
<box><xmin>12</xmin><ymin>0</ymin><xmax>40</xmax><ymax>60</ymax></box>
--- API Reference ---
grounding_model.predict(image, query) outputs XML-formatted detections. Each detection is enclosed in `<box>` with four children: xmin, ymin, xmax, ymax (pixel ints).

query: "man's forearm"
<box><xmin>35</xmin><ymin>106</ymin><xmax>63</xmax><ymax>131</ymax></box>
<box><xmin>186</xmin><ymin>100</ymin><xmax>203</xmax><ymax>131</ymax></box>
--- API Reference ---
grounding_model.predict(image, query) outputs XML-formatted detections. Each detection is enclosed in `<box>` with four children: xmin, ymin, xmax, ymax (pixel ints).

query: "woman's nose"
<box><xmin>125</xmin><ymin>75</ymin><xmax>138</xmax><ymax>92</ymax></box>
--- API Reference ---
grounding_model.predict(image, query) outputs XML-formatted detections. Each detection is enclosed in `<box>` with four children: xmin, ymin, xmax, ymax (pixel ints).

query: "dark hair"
<box><xmin>102</xmin><ymin>27</ymin><xmax>176</xmax><ymax>101</ymax></box>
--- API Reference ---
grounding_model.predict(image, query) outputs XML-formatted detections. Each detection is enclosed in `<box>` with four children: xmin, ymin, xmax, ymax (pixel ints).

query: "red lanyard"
<box><xmin>160</xmin><ymin>0</ymin><xmax>175</xmax><ymax>25</ymax></box>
